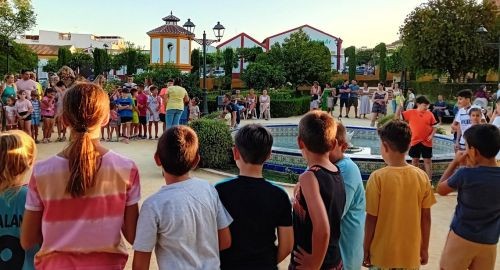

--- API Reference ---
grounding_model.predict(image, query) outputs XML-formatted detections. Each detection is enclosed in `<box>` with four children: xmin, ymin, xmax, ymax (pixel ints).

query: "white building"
<box><xmin>216</xmin><ymin>33</ymin><xmax>267</xmax><ymax>78</ymax></box>
<box><xmin>17</xmin><ymin>30</ymin><xmax>125</xmax><ymax>52</ymax></box>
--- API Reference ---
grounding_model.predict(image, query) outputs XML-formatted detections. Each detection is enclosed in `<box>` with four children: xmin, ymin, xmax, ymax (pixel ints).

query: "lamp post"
<box><xmin>477</xmin><ymin>25</ymin><xmax>500</xmax><ymax>84</ymax></box>
<box><xmin>183</xmin><ymin>19</ymin><xmax>225</xmax><ymax>115</ymax></box>
<box><xmin>103</xmin><ymin>43</ymin><xmax>109</xmax><ymax>77</ymax></box>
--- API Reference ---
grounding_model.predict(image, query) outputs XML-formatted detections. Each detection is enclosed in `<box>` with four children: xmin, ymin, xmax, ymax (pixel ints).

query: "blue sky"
<box><xmin>30</xmin><ymin>0</ymin><xmax>427</xmax><ymax>49</ymax></box>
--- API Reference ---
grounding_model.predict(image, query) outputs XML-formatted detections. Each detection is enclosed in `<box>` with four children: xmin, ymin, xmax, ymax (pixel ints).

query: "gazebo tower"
<box><xmin>147</xmin><ymin>11</ymin><xmax>194</xmax><ymax>72</ymax></box>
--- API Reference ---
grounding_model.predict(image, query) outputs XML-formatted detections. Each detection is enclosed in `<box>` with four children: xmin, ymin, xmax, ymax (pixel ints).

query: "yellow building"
<box><xmin>147</xmin><ymin>12</ymin><xmax>193</xmax><ymax>72</ymax></box>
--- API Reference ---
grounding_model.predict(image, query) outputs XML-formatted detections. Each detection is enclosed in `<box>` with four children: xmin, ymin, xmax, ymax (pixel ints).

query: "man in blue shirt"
<box><xmin>433</xmin><ymin>95</ymin><xmax>448</xmax><ymax>124</ymax></box>
<box><xmin>348</xmin><ymin>80</ymin><xmax>360</xmax><ymax>118</ymax></box>
<box><xmin>437</xmin><ymin>124</ymin><xmax>500</xmax><ymax>270</ymax></box>
<box><xmin>338</xmin><ymin>80</ymin><xmax>350</xmax><ymax>118</ymax></box>
<box><xmin>329</xmin><ymin>122</ymin><xmax>366</xmax><ymax>270</ymax></box>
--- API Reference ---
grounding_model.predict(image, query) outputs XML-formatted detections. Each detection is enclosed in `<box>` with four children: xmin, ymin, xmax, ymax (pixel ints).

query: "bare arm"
<box><xmin>362</xmin><ymin>214</ymin><xmax>377</xmax><ymax>268</ymax></box>
<box><xmin>20</xmin><ymin>210</ymin><xmax>43</xmax><ymax>250</ymax></box>
<box><xmin>277</xmin><ymin>226</ymin><xmax>294</xmax><ymax>263</ymax></box>
<box><xmin>132</xmin><ymin>251</ymin><xmax>152</xmax><ymax>270</ymax></box>
<box><xmin>218</xmin><ymin>227</ymin><xmax>232</xmax><ymax>250</ymax></box>
<box><xmin>437</xmin><ymin>152</ymin><xmax>466</xmax><ymax>195</ymax></box>
<box><xmin>122</xmin><ymin>204</ymin><xmax>139</xmax><ymax>244</ymax></box>
<box><xmin>293</xmin><ymin>172</ymin><xmax>330</xmax><ymax>269</ymax></box>
<box><xmin>420</xmin><ymin>208</ymin><xmax>431</xmax><ymax>265</ymax></box>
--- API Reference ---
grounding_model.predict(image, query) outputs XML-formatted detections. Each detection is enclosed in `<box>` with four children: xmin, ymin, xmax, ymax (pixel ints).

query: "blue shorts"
<box><xmin>32</xmin><ymin>116</ymin><xmax>40</xmax><ymax>126</ymax></box>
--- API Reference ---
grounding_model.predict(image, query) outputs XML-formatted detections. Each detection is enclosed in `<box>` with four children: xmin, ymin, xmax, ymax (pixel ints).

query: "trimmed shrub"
<box><xmin>189</xmin><ymin>118</ymin><xmax>233</xmax><ymax>169</ymax></box>
<box><xmin>270</xmin><ymin>96</ymin><xmax>310</xmax><ymax>118</ymax></box>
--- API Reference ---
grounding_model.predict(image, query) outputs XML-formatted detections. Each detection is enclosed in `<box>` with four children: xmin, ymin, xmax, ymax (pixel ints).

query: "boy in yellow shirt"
<box><xmin>363</xmin><ymin>120</ymin><xmax>436</xmax><ymax>269</ymax></box>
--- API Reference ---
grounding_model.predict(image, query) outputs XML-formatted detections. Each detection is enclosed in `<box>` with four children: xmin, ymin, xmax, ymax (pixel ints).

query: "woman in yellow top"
<box><xmin>165</xmin><ymin>77</ymin><xmax>189</xmax><ymax>129</ymax></box>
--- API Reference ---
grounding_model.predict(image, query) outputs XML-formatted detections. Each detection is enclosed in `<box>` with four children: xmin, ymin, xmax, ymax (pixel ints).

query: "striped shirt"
<box><xmin>31</xmin><ymin>99</ymin><xmax>41</xmax><ymax>120</ymax></box>
<box><xmin>25</xmin><ymin>150</ymin><xmax>141</xmax><ymax>269</ymax></box>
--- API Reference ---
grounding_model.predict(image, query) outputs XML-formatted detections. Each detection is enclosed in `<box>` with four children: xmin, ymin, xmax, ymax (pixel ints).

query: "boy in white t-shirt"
<box><xmin>453</xmin><ymin>90</ymin><xmax>485</xmax><ymax>151</ymax></box>
<box><xmin>132</xmin><ymin>126</ymin><xmax>233</xmax><ymax>270</ymax></box>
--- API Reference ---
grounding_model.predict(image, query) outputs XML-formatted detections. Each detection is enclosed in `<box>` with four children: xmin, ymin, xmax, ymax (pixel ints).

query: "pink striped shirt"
<box><xmin>25</xmin><ymin>150</ymin><xmax>141</xmax><ymax>269</ymax></box>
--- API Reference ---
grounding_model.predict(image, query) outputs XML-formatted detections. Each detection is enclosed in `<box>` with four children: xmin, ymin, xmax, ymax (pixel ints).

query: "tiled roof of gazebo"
<box><xmin>147</xmin><ymin>11</ymin><xmax>194</xmax><ymax>36</ymax></box>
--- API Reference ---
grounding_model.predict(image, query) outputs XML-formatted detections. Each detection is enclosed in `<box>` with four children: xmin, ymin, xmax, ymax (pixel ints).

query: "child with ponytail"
<box><xmin>0</xmin><ymin>130</ymin><xmax>38</xmax><ymax>270</ymax></box>
<box><xmin>21</xmin><ymin>82</ymin><xmax>141</xmax><ymax>269</ymax></box>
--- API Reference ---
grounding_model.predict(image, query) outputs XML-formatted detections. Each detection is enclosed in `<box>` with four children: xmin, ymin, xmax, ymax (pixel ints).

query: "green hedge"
<box><xmin>270</xmin><ymin>96</ymin><xmax>310</xmax><ymax>118</ymax></box>
<box><xmin>407</xmin><ymin>82</ymin><xmax>497</xmax><ymax>100</ymax></box>
<box><xmin>189</xmin><ymin>118</ymin><xmax>233</xmax><ymax>169</ymax></box>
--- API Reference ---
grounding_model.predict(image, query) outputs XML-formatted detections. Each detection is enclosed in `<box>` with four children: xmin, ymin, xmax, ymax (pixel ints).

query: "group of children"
<box><xmin>104</xmin><ymin>81</ymin><xmax>201</xmax><ymax>144</ymax></box>
<box><xmin>0</xmin><ymin>74</ymin><xmax>68</xmax><ymax>144</ymax></box>
<box><xmin>0</xmin><ymin>82</ymin><xmax>499</xmax><ymax>270</ymax></box>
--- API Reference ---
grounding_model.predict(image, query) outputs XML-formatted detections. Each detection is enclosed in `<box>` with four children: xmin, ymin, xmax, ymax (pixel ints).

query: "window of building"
<box><xmin>59</xmin><ymin>33</ymin><xmax>71</xmax><ymax>40</ymax></box>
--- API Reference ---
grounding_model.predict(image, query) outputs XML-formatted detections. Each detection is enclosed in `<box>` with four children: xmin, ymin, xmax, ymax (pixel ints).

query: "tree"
<box><xmin>0</xmin><ymin>0</ymin><xmax>37</xmax><ymax>38</ymax></box>
<box><xmin>111</xmin><ymin>43</ymin><xmax>149</xmax><ymax>75</ymax></box>
<box><xmin>236</xmin><ymin>47</ymin><xmax>264</xmax><ymax>63</ymax></box>
<box><xmin>57</xmin><ymin>47</ymin><xmax>72</xmax><ymax>68</ymax></box>
<box><xmin>241</xmin><ymin>61</ymin><xmax>286</xmax><ymax>90</ymax></box>
<box><xmin>356</xmin><ymin>49</ymin><xmax>373</xmax><ymax>66</ymax></box>
<box><xmin>400</xmin><ymin>0</ymin><xmax>497</xmax><ymax>81</ymax></box>
<box><xmin>345</xmin><ymin>46</ymin><xmax>356</xmax><ymax>81</ymax></box>
<box><xmin>43</xmin><ymin>58</ymin><xmax>59</xmax><ymax>73</ymax></box>
<box><xmin>375</xmin><ymin>43</ymin><xmax>387</xmax><ymax>81</ymax></box>
<box><xmin>280</xmin><ymin>30</ymin><xmax>331</xmax><ymax>85</ymax></box>
<box><xmin>0</xmin><ymin>40</ymin><xmax>37</xmax><ymax>74</ymax></box>
<box><xmin>222</xmin><ymin>48</ymin><xmax>238</xmax><ymax>89</ymax></box>
<box><xmin>68</xmin><ymin>50</ymin><xmax>93</xmax><ymax>77</ymax></box>
<box><xmin>191</xmin><ymin>48</ymin><xmax>200</xmax><ymax>74</ymax></box>
<box><xmin>93</xmin><ymin>48</ymin><xmax>108</xmax><ymax>76</ymax></box>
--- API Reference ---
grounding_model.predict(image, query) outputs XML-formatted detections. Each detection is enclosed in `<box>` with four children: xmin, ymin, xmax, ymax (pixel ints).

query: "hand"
<box><xmin>453</xmin><ymin>151</ymin><xmax>468</xmax><ymax>166</ymax></box>
<box><xmin>454</xmin><ymin>143</ymin><xmax>460</xmax><ymax>151</ymax></box>
<box><xmin>362</xmin><ymin>250</ymin><xmax>372</xmax><ymax>268</ymax></box>
<box><xmin>420</xmin><ymin>249</ymin><xmax>429</xmax><ymax>265</ymax></box>
<box><xmin>293</xmin><ymin>246</ymin><xmax>317</xmax><ymax>270</ymax></box>
<box><xmin>426</xmin><ymin>134</ymin><xmax>433</xmax><ymax>142</ymax></box>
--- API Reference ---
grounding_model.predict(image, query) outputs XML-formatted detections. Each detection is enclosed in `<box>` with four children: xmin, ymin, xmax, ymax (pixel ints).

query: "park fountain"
<box><xmin>262</xmin><ymin>124</ymin><xmax>455</xmax><ymax>181</ymax></box>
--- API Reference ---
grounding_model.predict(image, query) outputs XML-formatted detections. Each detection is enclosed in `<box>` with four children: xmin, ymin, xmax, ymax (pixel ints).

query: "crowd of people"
<box><xmin>1</xmin><ymin>76</ymin><xmax>499</xmax><ymax>270</ymax></box>
<box><xmin>0</xmin><ymin>66</ymin><xmax>499</xmax><ymax>270</ymax></box>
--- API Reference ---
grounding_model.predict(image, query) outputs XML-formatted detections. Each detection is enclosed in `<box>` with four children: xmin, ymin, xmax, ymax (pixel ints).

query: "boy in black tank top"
<box><xmin>291</xmin><ymin>111</ymin><xmax>346</xmax><ymax>270</ymax></box>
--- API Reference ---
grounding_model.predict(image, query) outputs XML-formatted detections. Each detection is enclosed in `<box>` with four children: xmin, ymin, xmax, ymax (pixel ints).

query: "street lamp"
<box><xmin>183</xmin><ymin>19</ymin><xmax>225</xmax><ymax>115</ymax></box>
<box><xmin>103</xmin><ymin>43</ymin><xmax>110</xmax><ymax>77</ymax></box>
<box><xmin>477</xmin><ymin>25</ymin><xmax>500</xmax><ymax>84</ymax></box>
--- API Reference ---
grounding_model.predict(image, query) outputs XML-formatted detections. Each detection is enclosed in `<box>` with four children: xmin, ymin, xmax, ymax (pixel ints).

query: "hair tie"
<box><xmin>75</xmin><ymin>125</ymin><xmax>88</xmax><ymax>133</ymax></box>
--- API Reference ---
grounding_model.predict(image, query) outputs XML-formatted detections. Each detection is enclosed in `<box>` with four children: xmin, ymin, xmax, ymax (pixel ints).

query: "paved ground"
<box><xmin>30</xmin><ymin>112</ymin><xmax>498</xmax><ymax>270</ymax></box>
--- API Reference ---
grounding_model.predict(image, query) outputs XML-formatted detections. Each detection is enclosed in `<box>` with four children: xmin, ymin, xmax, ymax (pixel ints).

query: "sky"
<box><xmin>29</xmin><ymin>0</ymin><xmax>428</xmax><ymax>49</ymax></box>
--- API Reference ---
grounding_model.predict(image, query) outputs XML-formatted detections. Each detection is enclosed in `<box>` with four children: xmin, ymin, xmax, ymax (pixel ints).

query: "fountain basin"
<box><xmin>262</xmin><ymin>124</ymin><xmax>455</xmax><ymax>181</ymax></box>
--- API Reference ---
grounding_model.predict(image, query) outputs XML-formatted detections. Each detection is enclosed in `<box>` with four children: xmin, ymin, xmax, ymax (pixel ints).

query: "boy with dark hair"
<box><xmin>133</xmin><ymin>126</ymin><xmax>232</xmax><ymax>270</ymax></box>
<box><xmin>215</xmin><ymin>124</ymin><xmax>293</xmax><ymax>269</ymax></box>
<box><xmin>136</xmin><ymin>84</ymin><xmax>149</xmax><ymax>139</ymax></box>
<box><xmin>329</xmin><ymin>121</ymin><xmax>366</xmax><ymax>270</ymax></box>
<box><xmin>396</xmin><ymin>95</ymin><xmax>438</xmax><ymax>179</ymax></box>
<box><xmin>291</xmin><ymin>111</ymin><xmax>346</xmax><ymax>269</ymax></box>
<box><xmin>363</xmin><ymin>120</ymin><xmax>436</xmax><ymax>269</ymax></box>
<box><xmin>437</xmin><ymin>124</ymin><xmax>500</xmax><ymax>270</ymax></box>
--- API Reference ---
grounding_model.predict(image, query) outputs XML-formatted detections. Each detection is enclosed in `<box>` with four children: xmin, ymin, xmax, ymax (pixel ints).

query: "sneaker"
<box><xmin>142</xmin><ymin>136</ymin><xmax>147</xmax><ymax>140</ymax></box>
<box><xmin>345</xmin><ymin>115</ymin><xmax>349</xmax><ymax>118</ymax></box>
<box><xmin>149</xmin><ymin>136</ymin><xmax>153</xmax><ymax>140</ymax></box>
<box><xmin>155</xmin><ymin>136</ymin><xmax>159</xmax><ymax>140</ymax></box>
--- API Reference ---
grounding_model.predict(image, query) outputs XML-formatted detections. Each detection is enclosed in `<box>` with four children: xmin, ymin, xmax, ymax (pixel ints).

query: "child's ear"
<box><xmin>232</xmin><ymin>147</ymin><xmax>240</xmax><ymax>161</ymax></box>
<box><xmin>154</xmin><ymin>153</ymin><xmax>162</xmax><ymax>167</ymax></box>
<box><xmin>193</xmin><ymin>153</ymin><xmax>201</xmax><ymax>168</ymax></box>
<box><xmin>265</xmin><ymin>151</ymin><xmax>272</xmax><ymax>162</ymax></box>
<box><xmin>297</xmin><ymin>137</ymin><xmax>304</xmax><ymax>150</ymax></box>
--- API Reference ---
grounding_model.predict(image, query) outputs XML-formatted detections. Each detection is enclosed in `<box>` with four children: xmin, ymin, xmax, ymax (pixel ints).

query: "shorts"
<box><xmin>149</xmin><ymin>112</ymin><xmax>160</xmax><ymax>122</ymax></box>
<box><xmin>339</xmin><ymin>98</ymin><xmax>349</xmax><ymax>108</ymax></box>
<box><xmin>409</xmin><ymin>142</ymin><xmax>432</xmax><ymax>159</ymax></box>
<box><xmin>349</xmin><ymin>97</ymin><xmax>358</xmax><ymax>107</ymax></box>
<box><xmin>109</xmin><ymin>119</ymin><xmax>120</xmax><ymax>128</ymax></box>
<box><xmin>18</xmin><ymin>111</ymin><xmax>32</xmax><ymax>121</ymax></box>
<box><xmin>120</xmin><ymin>116</ymin><xmax>132</xmax><ymax>123</ymax></box>
<box><xmin>32</xmin><ymin>117</ymin><xmax>40</xmax><ymax>126</ymax></box>
<box><xmin>159</xmin><ymin>113</ymin><xmax>166</xmax><ymax>123</ymax></box>
<box><xmin>310</xmin><ymin>100</ymin><xmax>319</xmax><ymax>110</ymax></box>
<box><xmin>440</xmin><ymin>230</ymin><xmax>497</xmax><ymax>270</ymax></box>
<box><xmin>132</xmin><ymin>112</ymin><xmax>139</xmax><ymax>124</ymax></box>
<box><xmin>139</xmin><ymin>116</ymin><xmax>147</xmax><ymax>125</ymax></box>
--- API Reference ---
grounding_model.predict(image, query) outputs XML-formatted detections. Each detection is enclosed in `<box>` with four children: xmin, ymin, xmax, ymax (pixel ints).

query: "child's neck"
<box><xmin>384</xmin><ymin>153</ymin><xmax>408</xmax><ymax>167</ymax></box>
<box><xmin>305</xmin><ymin>152</ymin><xmax>334</xmax><ymax>168</ymax></box>
<box><xmin>474</xmin><ymin>157</ymin><xmax>499</xmax><ymax>167</ymax></box>
<box><xmin>238</xmin><ymin>163</ymin><xmax>264</xmax><ymax>178</ymax></box>
<box><xmin>163</xmin><ymin>172</ymin><xmax>191</xmax><ymax>185</ymax></box>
